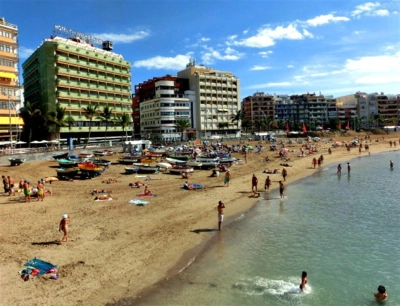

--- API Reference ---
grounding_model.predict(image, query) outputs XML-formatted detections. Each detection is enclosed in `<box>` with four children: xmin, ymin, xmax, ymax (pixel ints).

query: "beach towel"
<box><xmin>136</xmin><ymin>193</ymin><xmax>157</xmax><ymax>197</ymax></box>
<box><xmin>129</xmin><ymin>199</ymin><xmax>149</xmax><ymax>206</ymax></box>
<box><xmin>23</xmin><ymin>258</ymin><xmax>57</xmax><ymax>276</ymax></box>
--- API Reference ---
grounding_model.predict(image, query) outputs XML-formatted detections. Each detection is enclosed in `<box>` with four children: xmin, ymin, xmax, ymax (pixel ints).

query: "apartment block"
<box><xmin>177</xmin><ymin>60</ymin><xmax>241</xmax><ymax>139</ymax></box>
<box><xmin>134</xmin><ymin>76</ymin><xmax>191</xmax><ymax>141</ymax></box>
<box><xmin>242</xmin><ymin>92</ymin><xmax>276</xmax><ymax>121</ymax></box>
<box><xmin>22</xmin><ymin>36</ymin><xmax>132</xmax><ymax>140</ymax></box>
<box><xmin>0</xmin><ymin>17</ymin><xmax>23</xmax><ymax>140</ymax></box>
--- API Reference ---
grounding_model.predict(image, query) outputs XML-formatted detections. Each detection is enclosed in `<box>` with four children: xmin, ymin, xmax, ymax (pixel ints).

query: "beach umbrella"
<box><xmin>166</xmin><ymin>147</ymin><xmax>174</xmax><ymax>151</ymax></box>
<box><xmin>49</xmin><ymin>140</ymin><xmax>59</xmax><ymax>143</ymax></box>
<box><xmin>175</xmin><ymin>147</ymin><xmax>183</xmax><ymax>151</ymax></box>
<box><xmin>40</xmin><ymin>140</ymin><xmax>49</xmax><ymax>143</ymax></box>
<box><xmin>31</xmin><ymin>140</ymin><xmax>40</xmax><ymax>144</ymax></box>
<box><xmin>16</xmin><ymin>141</ymin><xmax>26</xmax><ymax>144</ymax></box>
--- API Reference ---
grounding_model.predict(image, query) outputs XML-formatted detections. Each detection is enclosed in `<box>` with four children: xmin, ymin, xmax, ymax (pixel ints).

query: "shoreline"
<box><xmin>1</xmin><ymin>132</ymin><xmax>398</xmax><ymax>306</ymax></box>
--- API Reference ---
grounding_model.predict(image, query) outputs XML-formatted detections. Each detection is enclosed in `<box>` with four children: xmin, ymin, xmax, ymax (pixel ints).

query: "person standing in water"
<box><xmin>279</xmin><ymin>181</ymin><xmax>285</xmax><ymax>198</ymax></box>
<box><xmin>300</xmin><ymin>271</ymin><xmax>308</xmax><ymax>291</ymax></box>
<box><xmin>390</xmin><ymin>160</ymin><xmax>394</xmax><ymax>169</ymax></box>
<box><xmin>372</xmin><ymin>285</ymin><xmax>388</xmax><ymax>302</ymax></box>
<box><xmin>337</xmin><ymin>164</ymin><xmax>342</xmax><ymax>174</ymax></box>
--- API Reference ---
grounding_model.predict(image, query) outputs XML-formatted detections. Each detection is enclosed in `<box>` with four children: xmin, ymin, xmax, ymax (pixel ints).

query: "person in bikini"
<box><xmin>59</xmin><ymin>214</ymin><xmax>71</xmax><ymax>243</ymax></box>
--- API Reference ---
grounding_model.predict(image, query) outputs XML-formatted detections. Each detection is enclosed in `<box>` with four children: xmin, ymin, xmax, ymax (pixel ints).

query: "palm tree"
<box><xmin>97</xmin><ymin>106</ymin><xmax>114</xmax><ymax>144</ymax></box>
<box><xmin>64</xmin><ymin>115</ymin><xmax>75</xmax><ymax>132</ymax></box>
<box><xmin>230</xmin><ymin>110</ymin><xmax>243</xmax><ymax>125</ymax></box>
<box><xmin>175</xmin><ymin>119</ymin><xmax>190</xmax><ymax>142</ymax></box>
<box><xmin>82</xmin><ymin>104</ymin><xmax>98</xmax><ymax>148</ymax></box>
<box><xmin>115</xmin><ymin>113</ymin><xmax>132</xmax><ymax>141</ymax></box>
<box><xmin>19</xmin><ymin>101</ymin><xmax>42</xmax><ymax>147</ymax></box>
<box><xmin>47</xmin><ymin>103</ymin><xmax>67</xmax><ymax>143</ymax></box>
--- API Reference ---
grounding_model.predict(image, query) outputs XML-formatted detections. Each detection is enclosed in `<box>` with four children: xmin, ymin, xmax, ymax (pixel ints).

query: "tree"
<box><xmin>174</xmin><ymin>119</ymin><xmax>190</xmax><ymax>142</ymax></box>
<box><xmin>115</xmin><ymin>113</ymin><xmax>132</xmax><ymax>141</ymax></box>
<box><xmin>47</xmin><ymin>103</ymin><xmax>67</xmax><ymax>143</ymax></box>
<box><xmin>217</xmin><ymin>122</ymin><xmax>229</xmax><ymax>130</ymax></box>
<box><xmin>19</xmin><ymin>101</ymin><xmax>42</xmax><ymax>147</ymax></box>
<box><xmin>230</xmin><ymin>110</ymin><xmax>243</xmax><ymax>125</ymax></box>
<box><xmin>82</xmin><ymin>104</ymin><xmax>98</xmax><ymax>148</ymax></box>
<box><xmin>64</xmin><ymin>115</ymin><xmax>75</xmax><ymax>132</ymax></box>
<box><xmin>241</xmin><ymin>118</ymin><xmax>253</xmax><ymax>135</ymax></box>
<box><xmin>97</xmin><ymin>106</ymin><xmax>114</xmax><ymax>144</ymax></box>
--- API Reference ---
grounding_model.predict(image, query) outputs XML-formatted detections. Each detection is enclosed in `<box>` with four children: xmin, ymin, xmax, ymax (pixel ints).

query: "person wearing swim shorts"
<box><xmin>251</xmin><ymin>174</ymin><xmax>258</xmax><ymax>191</ymax></box>
<box><xmin>23</xmin><ymin>180</ymin><xmax>31</xmax><ymax>202</ymax></box>
<box><xmin>7</xmin><ymin>176</ymin><xmax>15</xmax><ymax>196</ymax></box>
<box><xmin>36</xmin><ymin>180</ymin><xmax>44</xmax><ymax>201</ymax></box>
<box><xmin>217</xmin><ymin>201</ymin><xmax>225</xmax><ymax>231</ymax></box>
<box><xmin>224</xmin><ymin>170</ymin><xmax>231</xmax><ymax>186</ymax></box>
<box><xmin>59</xmin><ymin>214</ymin><xmax>71</xmax><ymax>243</ymax></box>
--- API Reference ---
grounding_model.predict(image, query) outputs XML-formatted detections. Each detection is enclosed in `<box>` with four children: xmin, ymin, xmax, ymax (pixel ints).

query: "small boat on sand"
<box><xmin>8</xmin><ymin>158</ymin><xmax>26</xmax><ymax>166</ymax></box>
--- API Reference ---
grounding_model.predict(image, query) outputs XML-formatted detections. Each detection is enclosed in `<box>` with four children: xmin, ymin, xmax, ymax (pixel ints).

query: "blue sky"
<box><xmin>3</xmin><ymin>0</ymin><xmax>400</xmax><ymax>99</ymax></box>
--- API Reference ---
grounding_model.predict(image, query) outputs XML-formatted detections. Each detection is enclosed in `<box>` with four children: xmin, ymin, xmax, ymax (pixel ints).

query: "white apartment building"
<box><xmin>140</xmin><ymin>79</ymin><xmax>192</xmax><ymax>142</ymax></box>
<box><xmin>177</xmin><ymin>60</ymin><xmax>241</xmax><ymax>139</ymax></box>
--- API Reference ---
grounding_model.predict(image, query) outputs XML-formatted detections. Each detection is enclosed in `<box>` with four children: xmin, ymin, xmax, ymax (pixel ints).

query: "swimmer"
<box><xmin>372</xmin><ymin>285</ymin><xmax>388</xmax><ymax>302</ymax></box>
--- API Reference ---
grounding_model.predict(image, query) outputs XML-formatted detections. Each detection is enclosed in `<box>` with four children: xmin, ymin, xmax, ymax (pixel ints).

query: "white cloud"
<box><xmin>259</xmin><ymin>51</ymin><xmax>273</xmax><ymax>58</ymax></box>
<box><xmin>287</xmin><ymin>64</ymin><xmax>294</xmax><ymax>68</ymax></box>
<box><xmin>247</xmin><ymin>82</ymin><xmax>292</xmax><ymax>89</ymax></box>
<box><xmin>306</xmin><ymin>14</ymin><xmax>350</xmax><ymax>27</ymax></box>
<box><xmin>229</xmin><ymin>23</ymin><xmax>305</xmax><ymax>48</ymax></box>
<box><xmin>201</xmin><ymin>47</ymin><xmax>244</xmax><ymax>65</ymax></box>
<box><xmin>19</xmin><ymin>46</ymin><xmax>35</xmax><ymax>59</ymax></box>
<box><xmin>133</xmin><ymin>54</ymin><xmax>192</xmax><ymax>70</ymax></box>
<box><xmin>92</xmin><ymin>30</ymin><xmax>150</xmax><ymax>43</ymax></box>
<box><xmin>344</xmin><ymin>51</ymin><xmax>400</xmax><ymax>84</ymax></box>
<box><xmin>250</xmin><ymin>65</ymin><xmax>271</xmax><ymax>71</ymax></box>
<box><xmin>200</xmin><ymin>37</ymin><xmax>210</xmax><ymax>42</ymax></box>
<box><xmin>351</xmin><ymin>2</ymin><xmax>389</xmax><ymax>18</ymax></box>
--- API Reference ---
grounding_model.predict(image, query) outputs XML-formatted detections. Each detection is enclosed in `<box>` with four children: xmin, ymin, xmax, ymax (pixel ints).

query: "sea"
<box><xmin>116</xmin><ymin>150</ymin><xmax>400</xmax><ymax>306</ymax></box>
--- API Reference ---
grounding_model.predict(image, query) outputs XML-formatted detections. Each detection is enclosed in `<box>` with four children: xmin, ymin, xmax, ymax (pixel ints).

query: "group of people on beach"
<box><xmin>1</xmin><ymin>176</ymin><xmax>46</xmax><ymax>202</ymax></box>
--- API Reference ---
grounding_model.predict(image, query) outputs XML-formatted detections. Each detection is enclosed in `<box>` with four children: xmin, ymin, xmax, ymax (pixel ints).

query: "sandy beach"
<box><xmin>0</xmin><ymin>131</ymin><xmax>398</xmax><ymax>306</ymax></box>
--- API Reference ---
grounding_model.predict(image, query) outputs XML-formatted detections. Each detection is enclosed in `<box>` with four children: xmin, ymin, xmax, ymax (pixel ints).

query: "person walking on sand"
<box><xmin>2</xmin><ymin>175</ymin><xmax>8</xmax><ymax>193</ymax></box>
<box><xmin>59</xmin><ymin>214</ymin><xmax>71</xmax><ymax>243</ymax></box>
<box><xmin>279</xmin><ymin>181</ymin><xmax>285</xmax><ymax>198</ymax></box>
<box><xmin>264</xmin><ymin>176</ymin><xmax>271</xmax><ymax>191</ymax></box>
<box><xmin>224</xmin><ymin>170</ymin><xmax>231</xmax><ymax>186</ymax></box>
<box><xmin>217</xmin><ymin>201</ymin><xmax>225</xmax><ymax>231</ymax></box>
<box><xmin>282</xmin><ymin>168</ymin><xmax>287</xmax><ymax>181</ymax></box>
<box><xmin>36</xmin><ymin>180</ymin><xmax>44</xmax><ymax>201</ymax></box>
<box><xmin>7</xmin><ymin>176</ymin><xmax>15</xmax><ymax>196</ymax></box>
<box><xmin>251</xmin><ymin>174</ymin><xmax>258</xmax><ymax>191</ymax></box>
<box><xmin>312</xmin><ymin>158</ymin><xmax>317</xmax><ymax>169</ymax></box>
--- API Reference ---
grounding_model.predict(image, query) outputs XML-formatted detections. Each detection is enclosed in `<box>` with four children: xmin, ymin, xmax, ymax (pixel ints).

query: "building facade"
<box><xmin>0</xmin><ymin>17</ymin><xmax>23</xmax><ymax>141</ymax></box>
<box><xmin>177</xmin><ymin>60</ymin><xmax>241</xmax><ymax>139</ymax></box>
<box><xmin>134</xmin><ymin>76</ymin><xmax>191</xmax><ymax>142</ymax></box>
<box><xmin>22</xmin><ymin>36</ymin><xmax>132</xmax><ymax>141</ymax></box>
<box><xmin>242</xmin><ymin>92</ymin><xmax>276</xmax><ymax>121</ymax></box>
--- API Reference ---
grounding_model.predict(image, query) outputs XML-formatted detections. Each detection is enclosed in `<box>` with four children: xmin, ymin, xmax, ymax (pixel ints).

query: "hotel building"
<box><xmin>177</xmin><ymin>60</ymin><xmax>241</xmax><ymax>139</ymax></box>
<box><xmin>0</xmin><ymin>17</ymin><xmax>22</xmax><ymax>140</ymax></box>
<box><xmin>22</xmin><ymin>35</ymin><xmax>132</xmax><ymax>140</ymax></box>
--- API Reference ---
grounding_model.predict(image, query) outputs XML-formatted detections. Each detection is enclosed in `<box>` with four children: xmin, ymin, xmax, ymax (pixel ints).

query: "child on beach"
<box><xmin>59</xmin><ymin>214</ymin><xmax>71</xmax><ymax>243</ymax></box>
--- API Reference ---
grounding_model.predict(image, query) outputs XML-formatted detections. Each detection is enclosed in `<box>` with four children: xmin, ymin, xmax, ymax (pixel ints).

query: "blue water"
<box><xmin>122</xmin><ymin>151</ymin><xmax>400</xmax><ymax>306</ymax></box>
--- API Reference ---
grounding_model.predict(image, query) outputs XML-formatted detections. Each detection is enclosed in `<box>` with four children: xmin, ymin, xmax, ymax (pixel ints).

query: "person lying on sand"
<box><xmin>94</xmin><ymin>193</ymin><xmax>113</xmax><ymax>201</ymax></box>
<box><xmin>102</xmin><ymin>178</ymin><xmax>118</xmax><ymax>184</ymax></box>
<box><xmin>91</xmin><ymin>189</ymin><xmax>112</xmax><ymax>194</ymax></box>
<box><xmin>129</xmin><ymin>181</ymin><xmax>144</xmax><ymax>188</ymax></box>
<box><xmin>263</xmin><ymin>169</ymin><xmax>279</xmax><ymax>174</ymax></box>
<box><xmin>280</xmin><ymin>163</ymin><xmax>292</xmax><ymax>167</ymax></box>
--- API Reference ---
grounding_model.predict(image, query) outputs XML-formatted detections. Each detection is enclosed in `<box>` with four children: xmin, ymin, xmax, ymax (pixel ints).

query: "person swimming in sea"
<box><xmin>373</xmin><ymin>285</ymin><xmax>388</xmax><ymax>302</ymax></box>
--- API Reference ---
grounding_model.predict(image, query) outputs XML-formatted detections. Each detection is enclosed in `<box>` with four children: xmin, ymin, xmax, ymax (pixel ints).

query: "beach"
<box><xmin>0</xmin><ymin>132</ymin><xmax>398</xmax><ymax>306</ymax></box>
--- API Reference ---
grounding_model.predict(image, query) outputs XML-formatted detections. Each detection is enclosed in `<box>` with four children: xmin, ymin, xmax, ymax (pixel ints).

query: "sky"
<box><xmin>2</xmin><ymin>0</ymin><xmax>400</xmax><ymax>99</ymax></box>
